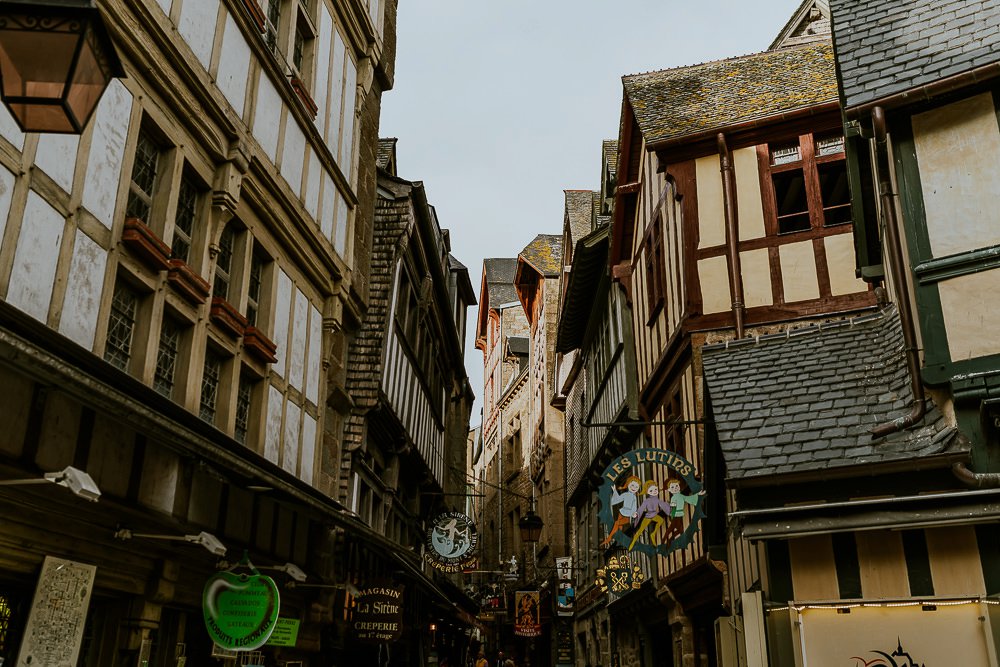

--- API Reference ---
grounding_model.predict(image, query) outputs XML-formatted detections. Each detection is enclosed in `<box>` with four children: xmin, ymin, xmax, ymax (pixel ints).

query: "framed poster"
<box><xmin>513</xmin><ymin>591</ymin><xmax>541</xmax><ymax>638</ymax></box>
<box><xmin>16</xmin><ymin>556</ymin><xmax>96</xmax><ymax>667</ymax></box>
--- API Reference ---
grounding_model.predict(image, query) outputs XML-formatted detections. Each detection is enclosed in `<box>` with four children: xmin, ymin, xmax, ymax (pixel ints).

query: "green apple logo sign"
<box><xmin>202</xmin><ymin>570</ymin><xmax>280</xmax><ymax>650</ymax></box>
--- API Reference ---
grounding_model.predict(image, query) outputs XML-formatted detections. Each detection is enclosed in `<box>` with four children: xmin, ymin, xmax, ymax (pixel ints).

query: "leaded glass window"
<box><xmin>105</xmin><ymin>282</ymin><xmax>138</xmax><ymax>370</ymax></box>
<box><xmin>235</xmin><ymin>374</ymin><xmax>254</xmax><ymax>444</ymax></box>
<box><xmin>200</xmin><ymin>350</ymin><xmax>223</xmax><ymax>422</ymax></box>
<box><xmin>172</xmin><ymin>175</ymin><xmax>198</xmax><ymax>263</ymax></box>
<box><xmin>0</xmin><ymin>594</ymin><xmax>12</xmax><ymax>657</ymax></box>
<box><xmin>153</xmin><ymin>317</ymin><xmax>181</xmax><ymax>397</ymax></box>
<box><xmin>213</xmin><ymin>226</ymin><xmax>236</xmax><ymax>301</ymax></box>
<box><xmin>126</xmin><ymin>132</ymin><xmax>160</xmax><ymax>222</ymax></box>
<box><xmin>265</xmin><ymin>0</ymin><xmax>281</xmax><ymax>56</ymax></box>
<box><xmin>246</xmin><ymin>251</ymin><xmax>265</xmax><ymax>327</ymax></box>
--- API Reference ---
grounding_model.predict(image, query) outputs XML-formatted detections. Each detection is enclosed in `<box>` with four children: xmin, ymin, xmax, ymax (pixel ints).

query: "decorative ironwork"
<box><xmin>153</xmin><ymin>317</ymin><xmax>181</xmax><ymax>397</ymax></box>
<box><xmin>104</xmin><ymin>282</ymin><xmax>138</xmax><ymax>370</ymax></box>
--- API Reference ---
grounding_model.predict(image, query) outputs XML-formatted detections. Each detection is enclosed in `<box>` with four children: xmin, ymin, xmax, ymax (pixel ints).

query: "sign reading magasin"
<box><xmin>352</xmin><ymin>586</ymin><xmax>404</xmax><ymax>643</ymax></box>
<box><xmin>425</xmin><ymin>511</ymin><xmax>479</xmax><ymax>572</ymax></box>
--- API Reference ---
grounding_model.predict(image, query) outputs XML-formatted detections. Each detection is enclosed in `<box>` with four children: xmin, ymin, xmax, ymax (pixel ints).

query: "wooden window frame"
<box><xmin>643</xmin><ymin>213</ymin><xmax>667</xmax><ymax>323</ymax></box>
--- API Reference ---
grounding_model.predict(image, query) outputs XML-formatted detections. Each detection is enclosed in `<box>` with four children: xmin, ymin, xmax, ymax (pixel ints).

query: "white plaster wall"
<box><xmin>698</xmin><ymin>255</ymin><xmax>730</xmax><ymax>314</ymax></box>
<box><xmin>734</xmin><ymin>147</ymin><xmax>766</xmax><ymax>240</ymax></box>
<box><xmin>306</xmin><ymin>303</ymin><xmax>322</xmax><ymax>405</ymax></box>
<box><xmin>139</xmin><ymin>446</ymin><xmax>179</xmax><ymax>513</ymax></box>
<box><xmin>825</xmin><ymin>233</ymin><xmax>867</xmax><ymax>296</ymax></box>
<box><xmin>938</xmin><ymin>269</ymin><xmax>1000</xmax><ymax>360</ymax></box>
<box><xmin>216</xmin><ymin>12</ymin><xmax>252</xmax><ymax>118</ymax></box>
<box><xmin>59</xmin><ymin>230</ymin><xmax>108</xmax><ymax>349</ymax></box>
<box><xmin>328</xmin><ymin>29</ymin><xmax>346</xmax><ymax>146</ymax></box>
<box><xmin>334</xmin><ymin>190</ymin><xmax>349</xmax><ymax>256</ymax></box>
<box><xmin>83</xmin><ymin>80</ymin><xmax>132</xmax><ymax>230</ymax></box>
<box><xmin>779</xmin><ymin>240</ymin><xmax>820</xmax><ymax>302</ymax></box>
<box><xmin>152</xmin><ymin>0</ymin><xmax>171</xmax><ymax>14</ymax></box>
<box><xmin>319</xmin><ymin>172</ymin><xmax>335</xmax><ymax>239</ymax></box>
<box><xmin>696</xmin><ymin>155</ymin><xmax>725</xmax><ymax>248</ymax></box>
<box><xmin>740</xmin><ymin>247</ymin><xmax>772</xmax><ymax>307</ymax></box>
<box><xmin>0</xmin><ymin>165</ymin><xmax>16</xmax><ymax>251</ymax></box>
<box><xmin>339</xmin><ymin>57</ymin><xmax>358</xmax><ymax>174</ymax></box>
<box><xmin>282</xmin><ymin>401</ymin><xmax>300</xmax><ymax>474</ymax></box>
<box><xmin>178</xmin><ymin>0</ymin><xmax>219</xmax><ymax>69</ymax></box>
<box><xmin>0</xmin><ymin>105</ymin><xmax>23</xmax><ymax>150</ymax></box>
<box><xmin>253</xmin><ymin>75</ymin><xmax>282</xmax><ymax>163</ymax></box>
<box><xmin>289</xmin><ymin>288</ymin><xmax>308</xmax><ymax>390</ymax></box>
<box><xmin>273</xmin><ymin>269</ymin><xmax>292</xmax><ymax>377</ymax></box>
<box><xmin>300</xmin><ymin>413</ymin><xmax>316</xmax><ymax>485</ymax></box>
<box><xmin>280</xmin><ymin>117</ymin><xmax>306</xmax><ymax>196</ymax></box>
<box><xmin>912</xmin><ymin>93</ymin><xmax>1000</xmax><ymax>258</ymax></box>
<box><xmin>264</xmin><ymin>384</ymin><xmax>282</xmax><ymax>464</ymax></box>
<box><xmin>35</xmin><ymin>134</ymin><xmax>79</xmax><ymax>193</ymax></box>
<box><xmin>304</xmin><ymin>152</ymin><xmax>321</xmax><ymax>220</ymax></box>
<box><xmin>314</xmin><ymin>8</ymin><xmax>334</xmax><ymax>136</ymax></box>
<box><xmin>8</xmin><ymin>192</ymin><xmax>64</xmax><ymax>322</ymax></box>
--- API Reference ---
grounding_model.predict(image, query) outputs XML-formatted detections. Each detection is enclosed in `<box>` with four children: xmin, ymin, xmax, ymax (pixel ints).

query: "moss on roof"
<box><xmin>519</xmin><ymin>234</ymin><xmax>563</xmax><ymax>277</ymax></box>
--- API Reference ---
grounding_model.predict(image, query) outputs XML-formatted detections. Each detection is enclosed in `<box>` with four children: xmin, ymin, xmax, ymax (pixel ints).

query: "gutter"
<box><xmin>718</xmin><ymin>133</ymin><xmax>745</xmax><ymax>338</ymax></box>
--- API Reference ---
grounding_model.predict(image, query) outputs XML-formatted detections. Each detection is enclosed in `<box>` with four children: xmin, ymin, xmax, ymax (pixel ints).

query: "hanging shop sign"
<box><xmin>597</xmin><ymin>448</ymin><xmax>706</xmax><ymax>557</ymax></box>
<box><xmin>513</xmin><ymin>591</ymin><xmax>542</xmax><ymax>638</ymax></box>
<box><xmin>16</xmin><ymin>556</ymin><xmax>96</xmax><ymax>667</ymax></box>
<box><xmin>352</xmin><ymin>585</ymin><xmax>404</xmax><ymax>643</ymax></box>
<box><xmin>595</xmin><ymin>554</ymin><xmax>644</xmax><ymax>600</ymax></box>
<box><xmin>425</xmin><ymin>511</ymin><xmax>479</xmax><ymax>572</ymax></box>
<box><xmin>202</xmin><ymin>569</ymin><xmax>280</xmax><ymax>650</ymax></box>
<box><xmin>556</xmin><ymin>581</ymin><xmax>575</xmax><ymax>617</ymax></box>
<box><xmin>555</xmin><ymin>623</ymin><xmax>575</xmax><ymax>667</ymax></box>
<box><xmin>555</xmin><ymin>556</ymin><xmax>573</xmax><ymax>581</ymax></box>
<box><xmin>265</xmin><ymin>618</ymin><xmax>301</xmax><ymax>647</ymax></box>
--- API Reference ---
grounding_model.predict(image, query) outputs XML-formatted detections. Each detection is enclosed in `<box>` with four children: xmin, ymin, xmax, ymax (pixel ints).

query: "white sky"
<box><xmin>380</xmin><ymin>0</ymin><xmax>803</xmax><ymax>425</ymax></box>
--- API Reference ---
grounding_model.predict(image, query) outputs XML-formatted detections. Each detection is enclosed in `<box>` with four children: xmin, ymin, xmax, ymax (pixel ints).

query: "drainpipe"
<box><xmin>870</xmin><ymin>106</ymin><xmax>926</xmax><ymax>439</ymax></box>
<box><xmin>717</xmin><ymin>133</ymin><xmax>745</xmax><ymax>338</ymax></box>
<box><xmin>952</xmin><ymin>462</ymin><xmax>1000</xmax><ymax>489</ymax></box>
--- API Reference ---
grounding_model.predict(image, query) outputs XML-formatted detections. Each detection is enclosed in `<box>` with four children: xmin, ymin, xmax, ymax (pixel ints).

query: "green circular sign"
<box><xmin>202</xmin><ymin>571</ymin><xmax>280</xmax><ymax>650</ymax></box>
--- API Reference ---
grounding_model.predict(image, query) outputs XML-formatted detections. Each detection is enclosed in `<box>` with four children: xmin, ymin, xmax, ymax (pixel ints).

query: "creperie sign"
<box><xmin>352</xmin><ymin>586</ymin><xmax>404</xmax><ymax>643</ymax></box>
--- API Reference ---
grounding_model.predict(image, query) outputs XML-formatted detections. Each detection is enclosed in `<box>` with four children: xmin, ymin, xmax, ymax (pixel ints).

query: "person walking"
<box><xmin>475</xmin><ymin>647</ymin><xmax>488</xmax><ymax>667</ymax></box>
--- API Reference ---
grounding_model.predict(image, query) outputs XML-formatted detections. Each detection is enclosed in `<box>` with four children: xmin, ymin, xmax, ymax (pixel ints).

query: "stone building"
<box><xmin>0</xmin><ymin>0</ymin><xmax>481</xmax><ymax>665</ymax></box>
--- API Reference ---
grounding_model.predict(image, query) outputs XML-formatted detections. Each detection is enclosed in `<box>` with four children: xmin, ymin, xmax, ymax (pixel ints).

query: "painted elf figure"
<box><xmin>661</xmin><ymin>478</ymin><xmax>705</xmax><ymax>544</ymax></box>
<box><xmin>601</xmin><ymin>475</ymin><xmax>641</xmax><ymax>548</ymax></box>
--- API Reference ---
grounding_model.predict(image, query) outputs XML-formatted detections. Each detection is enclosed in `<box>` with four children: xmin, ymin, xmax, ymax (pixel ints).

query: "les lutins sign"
<box><xmin>202</xmin><ymin>568</ymin><xmax>280</xmax><ymax>650</ymax></box>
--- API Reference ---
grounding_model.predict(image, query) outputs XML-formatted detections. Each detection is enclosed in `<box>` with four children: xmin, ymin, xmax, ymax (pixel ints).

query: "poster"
<box><xmin>513</xmin><ymin>591</ymin><xmax>541</xmax><ymax>638</ymax></box>
<box><xmin>597</xmin><ymin>448</ymin><xmax>706</xmax><ymax>557</ymax></box>
<box><xmin>16</xmin><ymin>556</ymin><xmax>96</xmax><ymax>667</ymax></box>
<box><xmin>425</xmin><ymin>512</ymin><xmax>479</xmax><ymax>573</ymax></box>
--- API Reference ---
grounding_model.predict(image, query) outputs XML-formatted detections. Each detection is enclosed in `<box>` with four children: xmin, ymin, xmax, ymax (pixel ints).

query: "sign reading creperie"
<box><xmin>352</xmin><ymin>586</ymin><xmax>404</xmax><ymax>643</ymax></box>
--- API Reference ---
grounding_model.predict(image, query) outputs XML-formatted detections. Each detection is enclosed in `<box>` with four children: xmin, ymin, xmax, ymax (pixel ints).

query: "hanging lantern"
<box><xmin>0</xmin><ymin>0</ymin><xmax>124</xmax><ymax>133</ymax></box>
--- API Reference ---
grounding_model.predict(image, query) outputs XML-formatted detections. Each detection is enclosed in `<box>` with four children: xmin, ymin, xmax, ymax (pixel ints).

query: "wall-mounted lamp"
<box><xmin>114</xmin><ymin>528</ymin><xmax>227</xmax><ymax>557</ymax></box>
<box><xmin>259</xmin><ymin>562</ymin><xmax>307</xmax><ymax>583</ymax></box>
<box><xmin>518</xmin><ymin>500</ymin><xmax>543</xmax><ymax>544</ymax></box>
<box><xmin>0</xmin><ymin>0</ymin><xmax>125</xmax><ymax>133</ymax></box>
<box><xmin>0</xmin><ymin>466</ymin><xmax>100</xmax><ymax>501</ymax></box>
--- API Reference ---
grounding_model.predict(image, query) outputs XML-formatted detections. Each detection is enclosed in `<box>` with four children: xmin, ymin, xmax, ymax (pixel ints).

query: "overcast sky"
<box><xmin>380</xmin><ymin>0</ymin><xmax>803</xmax><ymax>425</ymax></box>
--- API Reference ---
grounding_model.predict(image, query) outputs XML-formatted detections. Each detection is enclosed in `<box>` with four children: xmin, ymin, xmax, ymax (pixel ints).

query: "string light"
<box><xmin>764</xmin><ymin>597</ymin><xmax>999</xmax><ymax>614</ymax></box>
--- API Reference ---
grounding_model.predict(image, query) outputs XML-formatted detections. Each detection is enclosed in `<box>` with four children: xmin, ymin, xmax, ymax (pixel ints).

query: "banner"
<box><xmin>513</xmin><ymin>591</ymin><xmax>541</xmax><ymax>638</ymax></box>
<box><xmin>597</xmin><ymin>448</ymin><xmax>706</xmax><ymax>557</ymax></box>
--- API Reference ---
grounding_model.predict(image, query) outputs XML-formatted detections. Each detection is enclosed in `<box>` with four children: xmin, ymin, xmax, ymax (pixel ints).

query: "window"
<box><xmin>264</xmin><ymin>0</ymin><xmax>281</xmax><ymax>56</ymax></box>
<box><xmin>200</xmin><ymin>349</ymin><xmax>224</xmax><ymax>422</ymax></box>
<box><xmin>246</xmin><ymin>250</ymin><xmax>266</xmax><ymax>327</ymax></box>
<box><xmin>765</xmin><ymin>133</ymin><xmax>848</xmax><ymax>234</ymax></box>
<box><xmin>643</xmin><ymin>216</ymin><xmax>666</xmax><ymax>318</ymax></box>
<box><xmin>153</xmin><ymin>315</ymin><xmax>182</xmax><ymax>397</ymax></box>
<box><xmin>235</xmin><ymin>372</ymin><xmax>255</xmax><ymax>444</ymax></box>
<box><xmin>105</xmin><ymin>282</ymin><xmax>139</xmax><ymax>370</ymax></box>
<box><xmin>213</xmin><ymin>225</ymin><xmax>237</xmax><ymax>301</ymax></box>
<box><xmin>171</xmin><ymin>173</ymin><xmax>199</xmax><ymax>263</ymax></box>
<box><xmin>126</xmin><ymin>131</ymin><xmax>161</xmax><ymax>222</ymax></box>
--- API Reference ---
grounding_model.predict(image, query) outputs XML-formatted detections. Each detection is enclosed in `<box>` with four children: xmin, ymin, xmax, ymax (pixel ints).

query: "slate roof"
<box><xmin>377</xmin><ymin>138</ymin><xmax>397</xmax><ymax>171</ymax></box>
<box><xmin>702</xmin><ymin>307</ymin><xmax>968</xmax><ymax>484</ymax></box>
<box><xmin>622</xmin><ymin>41</ymin><xmax>837</xmax><ymax>147</ymax></box>
<box><xmin>565</xmin><ymin>190</ymin><xmax>594</xmax><ymax>248</ymax></box>
<box><xmin>831</xmin><ymin>0</ymin><xmax>1000</xmax><ymax>111</ymax></box>
<box><xmin>507</xmin><ymin>336</ymin><xmax>529</xmax><ymax>356</ymax></box>
<box><xmin>483</xmin><ymin>258</ymin><xmax>518</xmax><ymax>308</ymax></box>
<box><xmin>519</xmin><ymin>234</ymin><xmax>563</xmax><ymax>277</ymax></box>
<box><xmin>770</xmin><ymin>0</ymin><xmax>831</xmax><ymax>50</ymax></box>
<box><xmin>602</xmin><ymin>139</ymin><xmax>618</xmax><ymax>177</ymax></box>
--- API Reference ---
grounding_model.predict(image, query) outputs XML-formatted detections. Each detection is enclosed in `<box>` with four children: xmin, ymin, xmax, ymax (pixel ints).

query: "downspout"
<box><xmin>952</xmin><ymin>462</ymin><xmax>1000</xmax><ymax>489</ymax></box>
<box><xmin>717</xmin><ymin>133</ymin><xmax>745</xmax><ymax>338</ymax></box>
<box><xmin>870</xmin><ymin>106</ymin><xmax>926</xmax><ymax>439</ymax></box>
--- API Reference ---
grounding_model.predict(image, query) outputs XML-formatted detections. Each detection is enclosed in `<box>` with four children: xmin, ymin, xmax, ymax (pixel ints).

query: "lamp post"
<box><xmin>518</xmin><ymin>501</ymin><xmax>543</xmax><ymax>544</ymax></box>
<box><xmin>0</xmin><ymin>0</ymin><xmax>124</xmax><ymax>133</ymax></box>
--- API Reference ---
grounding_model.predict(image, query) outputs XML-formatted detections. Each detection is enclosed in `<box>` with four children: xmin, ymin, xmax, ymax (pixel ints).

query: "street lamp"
<box><xmin>114</xmin><ymin>528</ymin><xmax>228</xmax><ymax>557</ymax></box>
<box><xmin>518</xmin><ymin>502</ymin><xmax>543</xmax><ymax>544</ymax></box>
<box><xmin>0</xmin><ymin>0</ymin><xmax>124</xmax><ymax>133</ymax></box>
<box><xmin>0</xmin><ymin>465</ymin><xmax>101</xmax><ymax>501</ymax></box>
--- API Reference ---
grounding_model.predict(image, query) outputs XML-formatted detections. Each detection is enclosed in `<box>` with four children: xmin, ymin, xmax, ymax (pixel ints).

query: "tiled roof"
<box><xmin>377</xmin><ymin>138</ymin><xmax>397</xmax><ymax>171</ymax></box>
<box><xmin>565</xmin><ymin>190</ymin><xmax>594</xmax><ymax>248</ymax></box>
<box><xmin>622</xmin><ymin>41</ymin><xmax>837</xmax><ymax>146</ymax></box>
<box><xmin>770</xmin><ymin>0</ymin><xmax>831</xmax><ymax>50</ymax></box>
<box><xmin>603</xmin><ymin>139</ymin><xmax>618</xmax><ymax>176</ymax></box>
<box><xmin>702</xmin><ymin>307</ymin><xmax>968</xmax><ymax>484</ymax></box>
<box><xmin>830</xmin><ymin>0</ymin><xmax>1000</xmax><ymax>111</ymax></box>
<box><xmin>483</xmin><ymin>258</ymin><xmax>518</xmax><ymax>308</ymax></box>
<box><xmin>519</xmin><ymin>234</ymin><xmax>563</xmax><ymax>277</ymax></box>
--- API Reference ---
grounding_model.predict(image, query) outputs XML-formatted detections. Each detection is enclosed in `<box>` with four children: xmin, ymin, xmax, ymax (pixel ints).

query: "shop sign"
<box><xmin>202</xmin><ymin>570</ymin><xmax>280</xmax><ymax>650</ymax></box>
<box><xmin>16</xmin><ymin>556</ymin><xmax>96</xmax><ymax>667</ymax></box>
<box><xmin>555</xmin><ymin>556</ymin><xmax>572</xmax><ymax>581</ymax></box>
<box><xmin>597</xmin><ymin>448</ymin><xmax>706</xmax><ymax>557</ymax></box>
<box><xmin>425</xmin><ymin>511</ymin><xmax>479</xmax><ymax>572</ymax></box>
<box><xmin>556</xmin><ymin>581</ymin><xmax>574</xmax><ymax>617</ymax></box>
<box><xmin>795</xmin><ymin>601</ymin><xmax>991</xmax><ymax>665</ymax></box>
<box><xmin>352</xmin><ymin>586</ymin><xmax>404</xmax><ymax>643</ymax></box>
<box><xmin>555</xmin><ymin>624</ymin><xmax>574</xmax><ymax>666</ymax></box>
<box><xmin>595</xmin><ymin>553</ymin><xmax>644</xmax><ymax>600</ymax></box>
<box><xmin>513</xmin><ymin>591</ymin><xmax>541</xmax><ymax>638</ymax></box>
<box><xmin>265</xmin><ymin>618</ymin><xmax>300</xmax><ymax>647</ymax></box>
